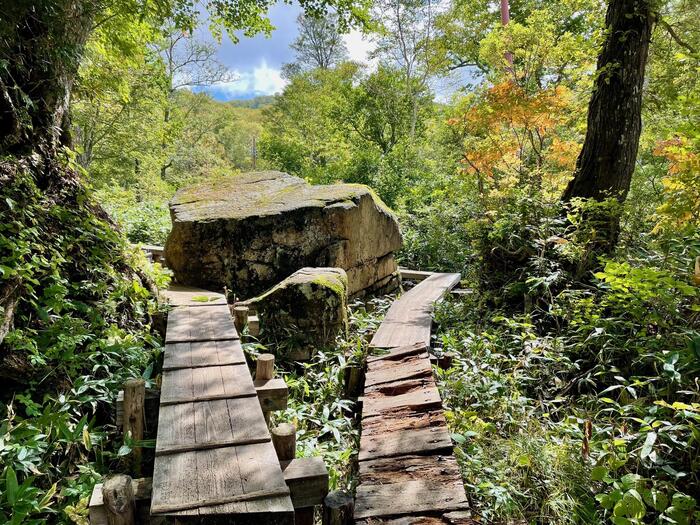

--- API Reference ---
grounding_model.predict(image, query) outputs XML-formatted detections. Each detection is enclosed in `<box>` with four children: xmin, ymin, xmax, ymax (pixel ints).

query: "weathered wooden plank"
<box><xmin>362</xmin><ymin>385</ymin><xmax>443</xmax><ymax>418</ymax></box>
<box><xmin>236</xmin><ymin>441</ymin><xmax>296</xmax><ymax>515</ymax></box>
<box><xmin>163</xmin><ymin>340</ymin><xmax>246</xmax><ymax>371</ymax></box>
<box><xmin>355</xmin><ymin>512</ymin><xmax>475</xmax><ymax>525</ymax></box>
<box><xmin>255</xmin><ymin>378</ymin><xmax>289</xmax><ymax>412</ymax></box>
<box><xmin>160</xmin><ymin>368</ymin><xmax>193</xmax><ymax>405</ymax></box>
<box><xmin>165</xmin><ymin>305</ymin><xmax>238</xmax><ymax>343</ymax></box>
<box><xmin>160</xmin><ymin>367</ymin><xmax>257</xmax><ymax>405</ymax></box>
<box><xmin>354</xmin><ymin>479</ymin><xmax>469</xmax><ymax>519</ymax></box>
<box><xmin>371</xmin><ymin>273</ymin><xmax>460</xmax><ymax>349</ymax></box>
<box><xmin>359</xmin><ymin>454</ymin><xmax>462</xmax><ymax>485</ymax></box>
<box><xmin>150</xmin><ymin>451</ymin><xmax>199</xmax><ymax>517</ymax></box>
<box><xmin>367</xmin><ymin>343</ymin><xmax>428</xmax><ymax>363</ymax></box>
<box><xmin>358</xmin><ymin>425</ymin><xmax>453</xmax><ymax>461</ymax></box>
<box><xmin>160</xmin><ymin>364</ymin><xmax>256</xmax><ymax>405</ymax></box>
<box><xmin>227</xmin><ymin>396</ymin><xmax>270</xmax><ymax>440</ymax></box>
<box><xmin>161</xmin><ymin>283</ymin><xmax>227</xmax><ymax>307</ymax></box>
<box><xmin>398</xmin><ymin>268</ymin><xmax>435</xmax><ymax>282</ymax></box>
<box><xmin>196</xmin><ymin>399</ymin><xmax>241</xmax><ymax>445</ymax></box>
<box><xmin>155</xmin><ymin>402</ymin><xmax>196</xmax><ymax>454</ymax></box>
<box><xmin>152</xmin><ymin>446</ymin><xmax>293</xmax><ymax>516</ymax></box>
<box><xmin>364</xmin><ymin>376</ymin><xmax>434</xmax><ymax>397</ymax></box>
<box><xmin>221</xmin><ymin>364</ymin><xmax>257</xmax><ymax>397</ymax></box>
<box><xmin>280</xmin><ymin>457</ymin><xmax>329</xmax><ymax>508</ymax></box>
<box><xmin>194</xmin><ymin>446</ymin><xmax>248</xmax><ymax>515</ymax></box>
<box><xmin>362</xmin><ymin>408</ymin><xmax>446</xmax><ymax>436</ymax></box>
<box><xmin>364</xmin><ymin>353</ymin><xmax>432</xmax><ymax>388</ymax></box>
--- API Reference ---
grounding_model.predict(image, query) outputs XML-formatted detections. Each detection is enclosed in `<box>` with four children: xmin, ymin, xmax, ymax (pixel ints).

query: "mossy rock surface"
<box><xmin>246</xmin><ymin>267</ymin><xmax>349</xmax><ymax>354</ymax></box>
<box><xmin>165</xmin><ymin>171</ymin><xmax>402</xmax><ymax>298</ymax></box>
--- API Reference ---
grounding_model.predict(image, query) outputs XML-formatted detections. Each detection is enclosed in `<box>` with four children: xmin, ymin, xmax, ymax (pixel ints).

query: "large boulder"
<box><xmin>244</xmin><ymin>267</ymin><xmax>349</xmax><ymax>355</ymax></box>
<box><xmin>164</xmin><ymin>171</ymin><xmax>402</xmax><ymax>298</ymax></box>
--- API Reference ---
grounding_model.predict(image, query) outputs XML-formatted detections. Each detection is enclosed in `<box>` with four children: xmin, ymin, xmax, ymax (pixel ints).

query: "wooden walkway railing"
<box><xmin>150</xmin><ymin>291</ymin><xmax>294</xmax><ymax>522</ymax></box>
<box><xmin>354</xmin><ymin>272</ymin><xmax>472</xmax><ymax>523</ymax></box>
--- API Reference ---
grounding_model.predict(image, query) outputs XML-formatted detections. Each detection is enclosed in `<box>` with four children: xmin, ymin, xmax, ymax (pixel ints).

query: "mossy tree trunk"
<box><xmin>0</xmin><ymin>2</ymin><xmax>157</xmax><ymax>385</ymax></box>
<box><xmin>562</xmin><ymin>0</ymin><xmax>655</xmax><ymax>252</ymax></box>
<box><xmin>0</xmin><ymin>1</ymin><xmax>96</xmax><ymax>158</ymax></box>
<box><xmin>1</xmin><ymin>2</ymin><xmax>95</xmax><ymax>345</ymax></box>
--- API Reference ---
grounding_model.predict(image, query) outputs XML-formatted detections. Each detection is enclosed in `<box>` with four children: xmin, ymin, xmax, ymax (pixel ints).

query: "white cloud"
<box><xmin>343</xmin><ymin>30</ymin><xmax>377</xmax><ymax>68</ymax></box>
<box><xmin>215</xmin><ymin>59</ymin><xmax>287</xmax><ymax>97</ymax></box>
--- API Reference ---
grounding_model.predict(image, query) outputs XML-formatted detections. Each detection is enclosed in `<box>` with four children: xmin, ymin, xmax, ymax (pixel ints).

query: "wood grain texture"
<box><xmin>160</xmin><ymin>364</ymin><xmax>256</xmax><ymax>405</ymax></box>
<box><xmin>370</xmin><ymin>273</ymin><xmax>460</xmax><ymax>349</ymax></box>
<box><xmin>364</xmin><ymin>352</ymin><xmax>432</xmax><ymax>388</ymax></box>
<box><xmin>165</xmin><ymin>305</ymin><xmax>238</xmax><ymax>343</ymax></box>
<box><xmin>359</xmin><ymin>455</ymin><xmax>462</xmax><ymax>485</ymax></box>
<box><xmin>361</xmin><ymin>386</ymin><xmax>443</xmax><ymax>418</ymax></box>
<box><xmin>367</xmin><ymin>343</ymin><xmax>428</xmax><ymax>364</ymax></box>
<box><xmin>152</xmin><ymin>297</ymin><xmax>293</xmax><ymax>521</ymax></box>
<box><xmin>354</xmin><ymin>479</ymin><xmax>469</xmax><ymax>519</ymax></box>
<box><xmin>163</xmin><ymin>339</ymin><xmax>246</xmax><ymax>371</ymax></box>
<box><xmin>358</xmin><ymin>426</ymin><xmax>453</xmax><ymax>461</ymax></box>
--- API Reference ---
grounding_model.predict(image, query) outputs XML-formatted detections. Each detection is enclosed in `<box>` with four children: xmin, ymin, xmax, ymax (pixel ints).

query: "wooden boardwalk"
<box><xmin>151</xmin><ymin>287</ymin><xmax>294</xmax><ymax>523</ymax></box>
<box><xmin>355</xmin><ymin>273</ymin><xmax>472</xmax><ymax>524</ymax></box>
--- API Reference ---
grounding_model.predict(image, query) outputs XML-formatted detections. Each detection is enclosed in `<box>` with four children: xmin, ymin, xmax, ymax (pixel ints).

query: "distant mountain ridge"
<box><xmin>229</xmin><ymin>95</ymin><xmax>276</xmax><ymax>108</ymax></box>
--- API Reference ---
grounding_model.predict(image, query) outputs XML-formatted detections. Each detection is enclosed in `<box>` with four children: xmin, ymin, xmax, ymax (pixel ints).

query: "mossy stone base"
<box><xmin>245</xmin><ymin>267</ymin><xmax>349</xmax><ymax>358</ymax></box>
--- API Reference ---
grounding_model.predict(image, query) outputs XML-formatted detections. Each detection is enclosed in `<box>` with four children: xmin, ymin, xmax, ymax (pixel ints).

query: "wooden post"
<box><xmin>101</xmin><ymin>475</ymin><xmax>135</xmax><ymax>525</ymax></box>
<box><xmin>256</xmin><ymin>353</ymin><xmax>275</xmax><ymax>380</ymax></box>
<box><xmin>272</xmin><ymin>423</ymin><xmax>296</xmax><ymax>462</ymax></box>
<box><xmin>272</xmin><ymin>423</ymin><xmax>316</xmax><ymax>525</ymax></box>
<box><xmin>342</xmin><ymin>365</ymin><xmax>364</xmax><ymax>399</ymax></box>
<box><xmin>233</xmin><ymin>305</ymin><xmax>249</xmax><ymax>333</ymax></box>
<box><xmin>295</xmin><ymin>507</ymin><xmax>315</xmax><ymax>525</ymax></box>
<box><xmin>437</xmin><ymin>352</ymin><xmax>455</xmax><ymax>370</ymax></box>
<box><xmin>322</xmin><ymin>490</ymin><xmax>354</xmax><ymax>525</ymax></box>
<box><xmin>122</xmin><ymin>379</ymin><xmax>145</xmax><ymax>476</ymax></box>
<box><xmin>257</xmin><ymin>353</ymin><xmax>276</xmax><ymax>424</ymax></box>
<box><xmin>248</xmin><ymin>314</ymin><xmax>260</xmax><ymax>336</ymax></box>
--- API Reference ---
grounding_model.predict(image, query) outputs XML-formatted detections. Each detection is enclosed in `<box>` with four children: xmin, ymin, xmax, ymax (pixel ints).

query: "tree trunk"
<box><xmin>562</xmin><ymin>0</ymin><xmax>654</xmax><ymax>241</ymax></box>
<box><xmin>0</xmin><ymin>1</ymin><xmax>95</xmax><ymax>159</ymax></box>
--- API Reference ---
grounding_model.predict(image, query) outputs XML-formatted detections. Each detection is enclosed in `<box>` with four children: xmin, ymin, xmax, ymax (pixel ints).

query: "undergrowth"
<box><xmin>433</xmin><ymin>229</ymin><xmax>700</xmax><ymax>524</ymax></box>
<box><xmin>0</xmin><ymin>157</ymin><xmax>166</xmax><ymax>524</ymax></box>
<box><xmin>243</xmin><ymin>295</ymin><xmax>392</xmax><ymax>491</ymax></box>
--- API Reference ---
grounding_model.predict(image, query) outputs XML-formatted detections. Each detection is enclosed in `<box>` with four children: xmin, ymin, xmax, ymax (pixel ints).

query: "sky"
<box><xmin>198</xmin><ymin>4</ymin><xmax>375</xmax><ymax>101</ymax></box>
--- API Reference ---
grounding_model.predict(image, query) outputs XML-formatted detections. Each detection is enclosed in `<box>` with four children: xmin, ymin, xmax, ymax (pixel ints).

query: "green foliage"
<box><xmin>260</xmin><ymin>62</ymin><xmax>433</xmax><ymax>206</ymax></box>
<box><xmin>244</xmin><ymin>296</ymin><xmax>392</xmax><ymax>490</ymax></box>
<box><xmin>435</xmin><ymin>258</ymin><xmax>700</xmax><ymax>523</ymax></box>
<box><xmin>0</xmin><ymin>158</ymin><xmax>164</xmax><ymax>523</ymax></box>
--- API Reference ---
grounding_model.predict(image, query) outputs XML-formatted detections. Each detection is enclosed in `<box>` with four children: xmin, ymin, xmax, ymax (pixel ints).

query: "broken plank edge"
<box><xmin>151</xmin><ymin>487</ymin><xmax>291</xmax><ymax>515</ymax></box>
<box><xmin>155</xmin><ymin>436</ymin><xmax>270</xmax><ymax>456</ymax></box>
